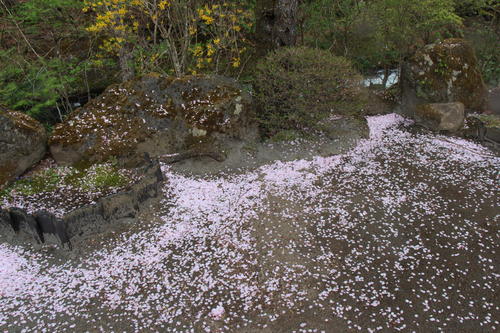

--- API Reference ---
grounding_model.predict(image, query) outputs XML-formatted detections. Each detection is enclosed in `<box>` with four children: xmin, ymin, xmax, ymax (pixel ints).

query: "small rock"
<box><xmin>0</xmin><ymin>108</ymin><xmax>47</xmax><ymax>188</ymax></box>
<box><xmin>415</xmin><ymin>102</ymin><xmax>465</xmax><ymax>132</ymax></box>
<box><xmin>464</xmin><ymin>114</ymin><xmax>500</xmax><ymax>143</ymax></box>
<box><xmin>209</xmin><ymin>304</ymin><xmax>225</xmax><ymax>320</ymax></box>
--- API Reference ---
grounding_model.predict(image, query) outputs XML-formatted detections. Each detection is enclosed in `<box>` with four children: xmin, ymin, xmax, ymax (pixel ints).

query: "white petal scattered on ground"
<box><xmin>0</xmin><ymin>113</ymin><xmax>499</xmax><ymax>332</ymax></box>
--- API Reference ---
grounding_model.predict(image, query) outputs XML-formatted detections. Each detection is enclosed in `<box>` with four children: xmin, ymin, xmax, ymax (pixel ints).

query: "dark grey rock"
<box><xmin>0</xmin><ymin>109</ymin><xmax>47</xmax><ymax>188</ymax></box>
<box><xmin>0</xmin><ymin>160</ymin><xmax>163</xmax><ymax>249</ymax></box>
<box><xmin>0</xmin><ymin>208</ymin><xmax>13</xmax><ymax>235</ymax></box>
<box><xmin>486</xmin><ymin>127</ymin><xmax>500</xmax><ymax>143</ymax></box>
<box><xmin>401</xmin><ymin>38</ymin><xmax>487</xmax><ymax>116</ymax></box>
<box><xmin>464</xmin><ymin>114</ymin><xmax>500</xmax><ymax>144</ymax></box>
<box><xmin>0</xmin><ymin>208</ymin><xmax>11</xmax><ymax>228</ymax></box>
<box><xmin>34</xmin><ymin>211</ymin><xmax>70</xmax><ymax>247</ymax></box>
<box><xmin>415</xmin><ymin>102</ymin><xmax>465</xmax><ymax>132</ymax></box>
<box><xmin>9</xmin><ymin>208</ymin><xmax>44</xmax><ymax>244</ymax></box>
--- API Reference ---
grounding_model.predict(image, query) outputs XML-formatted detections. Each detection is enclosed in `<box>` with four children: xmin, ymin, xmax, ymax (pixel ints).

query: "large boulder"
<box><xmin>401</xmin><ymin>38</ymin><xmax>487</xmax><ymax>114</ymax></box>
<box><xmin>415</xmin><ymin>102</ymin><xmax>465</xmax><ymax>132</ymax></box>
<box><xmin>49</xmin><ymin>74</ymin><xmax>255</xmax><ymax>166</ymax></box>
<box><xmin>0</xmin><ymin>109</ymin><xmax>47</xmax><ymax>188</ymax></box>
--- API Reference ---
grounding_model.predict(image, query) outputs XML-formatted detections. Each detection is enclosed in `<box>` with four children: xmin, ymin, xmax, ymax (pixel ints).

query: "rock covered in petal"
<box><xmin>0</xmin><ymin>161</ymin><xmax>163</xmax><ymax>248</ymax></box>
<box><xmin>49</xmin><ymin>74</ymin><xmax>256</xmax><ymax>166</ymax></box>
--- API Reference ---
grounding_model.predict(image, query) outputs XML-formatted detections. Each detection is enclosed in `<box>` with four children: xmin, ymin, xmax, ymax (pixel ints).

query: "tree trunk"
<box><xmin>382</xmin><ymin>67</ymin><xmax>389</xmax><ymax>88</ymax></box>
<box><xmin>255</xmin><ymin>0</ymin><xmax>299</xmax><ymax>55</ymax></box>
<box><xmin>119</xmin><ymin>44</ymin><xmax>135</xmax><ymax>82</ymax></box>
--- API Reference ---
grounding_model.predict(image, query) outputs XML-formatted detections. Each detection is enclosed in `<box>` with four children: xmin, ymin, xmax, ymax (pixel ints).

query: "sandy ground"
<box><xmin>0</xmin><ymin>114</ymin><xmax>499</xmax><ymax>332</ymax></box>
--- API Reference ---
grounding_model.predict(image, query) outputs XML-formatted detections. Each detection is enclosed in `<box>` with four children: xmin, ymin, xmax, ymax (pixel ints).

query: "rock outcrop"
<box><xmin>415</xmin><ymin>102</ymin><xmax>465</xmax><ymax>132</ymax></box>
<box><xmin>464</xmin><ymin>114</ymin><xmax>500</xmax><ymax>144</ymax></box>
<box><xmin>401</xmin><ymin>38</ymin><xmax>487</xmax><ymax>114</ymax></box>
<box><xmin>0</xmin><ymin>160</ymin><xmax>163</xmax><ymax>249</ymax></box>
<box><xmin>49</xmin><ymin>74</ymin><xmax>256</xmax><ymax>167</ymax></box>
<box><xmin>0</xmin><ymin>109</ymin><xmax>47</xmax><ymax>188</ymax></box>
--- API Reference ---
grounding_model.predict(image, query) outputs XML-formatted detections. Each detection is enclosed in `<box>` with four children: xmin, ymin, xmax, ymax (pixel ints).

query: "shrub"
<box><xmin>254</xmin><ymin>46</ymin><xmax>365</xmax><ymax>137</ymax></box>
<box><xmin>83</xmin><ymin>0</ymin><xmax>255</xmax><ymax>77</ymax></box>
<box><xmin>453</xmin><ymin>0</ymin><xmax>498</xmax><ymax>17</ymax></box>
<box><xmin>464</xmin><ymin>20</ymin><xmax>500</xmax><ymax>85</ymax></box>
<box><xmin>0</xmin><ymin>52</ymin><xmax>90</xmax><ymax>121</ymax></box>
<box><xmin>301</xmin><ymin>0</ymin><xmax>462</xmax><ymax>75</ymax></box>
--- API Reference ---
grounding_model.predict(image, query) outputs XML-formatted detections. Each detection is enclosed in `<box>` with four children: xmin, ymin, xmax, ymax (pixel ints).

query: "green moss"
<box><xmin>1</xmin><ymin>169</ymin><xmax>60</xmax><ymax>199</ymax></box>
<box><xmin>1</xmin><ymin>163</ymin><xmax>130</xmax><ymax>200</ymax></box>
<box><xmin>413</xmin><ymin>38</ymin><xmax>486</xmax><ymax>110</ymax></box>
<box><xmin>473</xmin><ymin>114</ymin><xmax>500</xmax><ymax>128</ymax></box>
<box><xmin>270</xmin><ymin>130</ymin><xmax>302</xmax><ymax>142</ymax></box>
<box><xmin>71</xmin><ymin>164</ymin><xmax>128</xmax><ymax>190</ymax></box>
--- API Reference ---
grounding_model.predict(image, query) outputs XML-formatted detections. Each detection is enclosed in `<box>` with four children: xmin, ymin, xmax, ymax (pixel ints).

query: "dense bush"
<box><xmin>0</xmin><ymin>0</ymin><xmax>255</xmax><ymax>121</ymax></box>
<box><xmin>254</xmin><ymin>46</ymin><xmax>364</xmax><ymax>137</ymax></box>
<box><xmin>453</xmin><ymin>0</ymin><xmax>498</xmax><ymax>17</ymax></box>
<box><xmin>83</xmin><ymin>0</ymin><xmax>255</xmax><ymax>78</ymax></box>
<box><xmin>464</xmin><ymin>19</ymin><xmax>500</xmax><ymax>85</ymax></box>
<box><xmin>0</xmin><ymin>52</ymin><xmax>90</xmax><ymax>121</ymax></box>
<box><xmin>0</xmin><ymin>0</ymin><xmax>99</xmax><ymax>121</ymax></box>
<box><xmin>1</xmin><ymin>0</ymin><xmax>496</xmax><ymax>127</ymax></box>
<box><xmin>301</xmin><ymin>0</ymin><xmax>461</xmax><ymax>73</ymax></box>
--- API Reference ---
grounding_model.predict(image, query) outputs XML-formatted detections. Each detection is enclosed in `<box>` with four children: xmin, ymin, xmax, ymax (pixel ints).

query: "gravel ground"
<box><xmin>0</xmin><ymin>114</ymin><xmax>499</xmax><ymax>332</ymax></box>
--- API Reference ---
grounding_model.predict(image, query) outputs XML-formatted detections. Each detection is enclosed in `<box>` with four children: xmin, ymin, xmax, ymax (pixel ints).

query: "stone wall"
<box><xmin>0</xmin><ymin>160</ymin><xmax>164</xmax><ymax>249</ymax></box>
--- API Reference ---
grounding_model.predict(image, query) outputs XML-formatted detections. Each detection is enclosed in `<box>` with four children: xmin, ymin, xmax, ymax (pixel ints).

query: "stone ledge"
<box><xmin>0</xmin><ymin>160</ymin><xmax>164</xmax><ymax>250</ymax></box>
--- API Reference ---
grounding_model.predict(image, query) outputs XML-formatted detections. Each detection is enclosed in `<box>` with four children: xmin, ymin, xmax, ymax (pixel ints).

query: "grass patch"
<box><xmin>1</xmin><ymin>169</ymin><xmax>61</xmax><ymax>199</ymax></box>
<box><xmin>470</xmin><ymin>114</ymin><xmax>500</xmax><ymax>128</ymax></box>
<box><xmin>0</xmin><ymin>162</ymin><xmax>131</xmax><ymax>201</ymax></box>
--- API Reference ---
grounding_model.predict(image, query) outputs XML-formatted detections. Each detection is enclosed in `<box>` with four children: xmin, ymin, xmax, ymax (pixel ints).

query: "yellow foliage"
<box><xmin>158</xmin><ymin>0</ymin><xmax>170</xmax><ymax>10</ymax></box>
<box><xmin>200</xmin><ymin>14</ymin><xmax>214</xmax><ymax>25</ymax></box>
<box><xmin>232</xmin><ymin>57</ymin><xmax>241</xmax><ymax>68</ymax></box>
<box><xmin>188</xmin><ymin>1</ymin><xmax>254</xmax><ymax>74</ymax></box>
<box><xmin>84</xmin><ymin>0</ymin><xmax>254</xmax><ymax>75</ymax></box>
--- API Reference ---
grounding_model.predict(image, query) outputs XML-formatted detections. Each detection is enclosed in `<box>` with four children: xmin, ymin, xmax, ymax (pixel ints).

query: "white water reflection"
<box><xmin>363</xmin><ymin>69</ymin><xmax>399</xmax><ymax>88</ymax></box>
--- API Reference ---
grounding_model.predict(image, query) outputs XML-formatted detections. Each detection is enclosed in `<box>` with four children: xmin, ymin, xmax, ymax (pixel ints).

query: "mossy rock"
<box><xmin>464</xmin><ymin>114</ymin><xmax>500</xmax><ymax>143</ymax></box>
<box><xmin>401</xmin><ymin>38</ymin><xmax>487</xmax><ymax>114</ymax></box>
<box><xmin>415</xmin><ymin>102</ymin><xmax>465</xmax><ymax>132</ymax></box>
<box><xmin>0</xmin><ymin>108</ymin><xmax>47</xmax><ymax>188</ymax></box>
<box><xmin>49</xmin><ymin>74</ymin><xmax>256</xmax><ymax>166</ymax></box>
